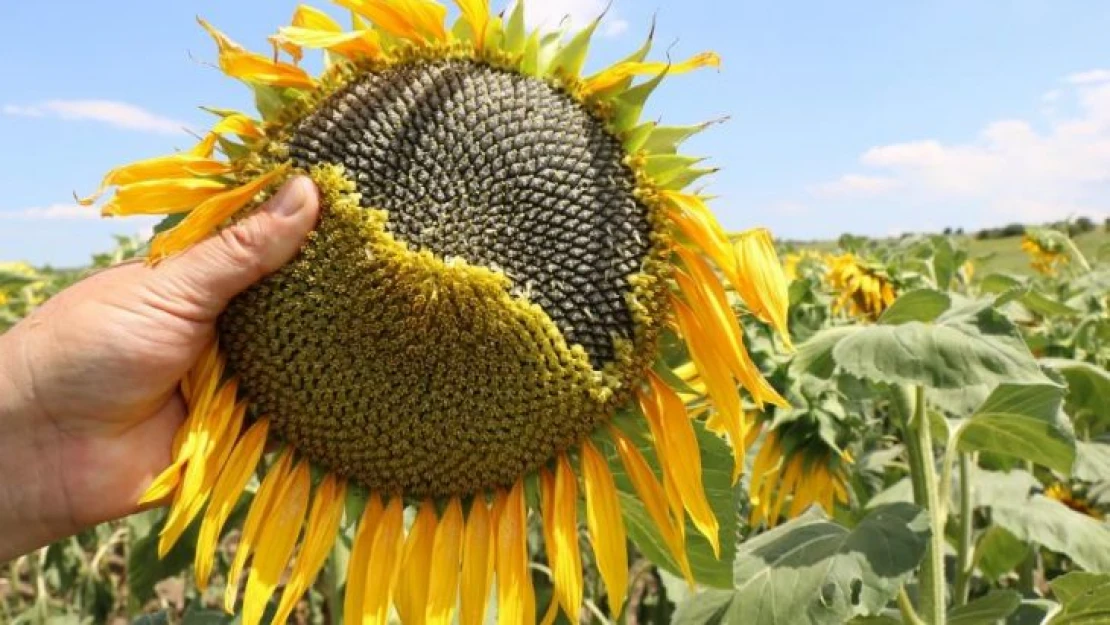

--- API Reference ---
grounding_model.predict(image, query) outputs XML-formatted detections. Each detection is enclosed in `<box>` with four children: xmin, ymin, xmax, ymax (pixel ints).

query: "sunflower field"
<box><xmin>4</xmin><ymin>2</ymin><xmax>1110</xmax><ymax>624</ymax></box>
<box><xmin>2</xmin><ymin>225</ymin><xmax>1108</xmax><ymax>625</ymax></box>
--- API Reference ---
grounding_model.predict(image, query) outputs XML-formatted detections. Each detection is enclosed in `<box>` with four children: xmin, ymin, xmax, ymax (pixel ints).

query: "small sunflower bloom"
<box><xmin>1021</xmin><ymin>234</ymin><xmax>1070</xmax><ymax>276</ymax></box>
<box><xmin>825</xmin><ymin>252</ymin><xmax>897</xmax><ymax>320</ymax></box>
<box><xmin>82</xmin><ymin>2</ymin><xmax>790</xmax><ymax>623</ymax></box>
<box><xmin>747</xmin><ymin>430</ymin><xmax>852</xmax><ymax>528</ymax></box>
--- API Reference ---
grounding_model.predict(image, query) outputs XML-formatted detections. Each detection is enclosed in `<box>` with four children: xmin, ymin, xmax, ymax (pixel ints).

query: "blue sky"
<box><xmin>2</xmin><ymin>0</ymin><xmax>1110</xmax><ymax>266</ymax></box>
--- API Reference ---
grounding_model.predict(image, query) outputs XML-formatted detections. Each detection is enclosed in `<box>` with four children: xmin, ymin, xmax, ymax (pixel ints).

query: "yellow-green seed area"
<box><xmin>219</xmin><ymin>170</ymin><xmax>641</xmax><ymax>496</ymax></box>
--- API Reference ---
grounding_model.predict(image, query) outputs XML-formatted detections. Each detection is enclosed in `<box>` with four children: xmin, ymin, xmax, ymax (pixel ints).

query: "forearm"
<box><xmin>0</xmin><ymin>325</ymin><xmax>74</xmax><ymax>562</ymax></box>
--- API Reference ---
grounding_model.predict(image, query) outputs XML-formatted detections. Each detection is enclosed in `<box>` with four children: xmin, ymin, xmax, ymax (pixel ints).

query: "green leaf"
<box><xmin>975</xmin><ymin>526</ymin><xmax>1030</xmax><ymax>580</ymax></box>
<box><xmin>947</xmin><ymin>590</ymin><xmax>1021</xmax><ymax>625</ymax></box>
<box><xmin>956</xmin><ymin>383</ymin><xmax>1075</xmax><ymax>474</ymax></box>
<box><xmin>790</xmin><ymin>326</ymin><xmax>860</xmax><ymax>380</ymax></box>
<box><xmin>1043</xmin><ymin>359</ymin><xmax>1110</xmax><ymax>429</ymax></box>
<box><xmin>877</xmin><ymin>289</ymin><xmax>951</xmax><ymax>325</ymax></box>
<box><xmin>671</xmin><ymin>589</ymin><xmax>734</xmax><ymax>625</ymax></box>
<box><xmin>1047</xmin><ymin>572</ymin><xmax>1110</xmax><ymax>624</ymax></box>
<box><xmin>685</xmin><ymin>503</ymin><xmax>929</xmax><ymax>624</ymax></box>
<box><xmin>1051</xmin><ymin>572</ymin><xmax>1110</xmax><ymax>603</ymax></box>
<box><xmin>1074</xmin><ymin>441</ymin><xmax>1110</xmax><ymax>482</ymax></box>
<box><xmin>832</xmin><ymin>298</ymin><xmax>1055</xmax><ymax>390</ymax></box>
<box><xmin>152</xmin><ymin>213</ymin><xmax>186</xmax><ymax>236</ymax></box>
<box><xmin>603</xmin><ymin>413</ymin><xmax>737</xmax><ymax>588</ymax></box>
<box><xmin>993</xmin><ymin>495</ymin><xmax>1110</xmax><ymax>573</ymax></box>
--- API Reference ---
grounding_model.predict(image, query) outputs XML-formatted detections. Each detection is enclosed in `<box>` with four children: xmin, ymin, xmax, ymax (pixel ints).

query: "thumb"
<box><xmin>154</xmin><ymin>175</ymin><xmax>320</xmax><ymax>319</ymax></box>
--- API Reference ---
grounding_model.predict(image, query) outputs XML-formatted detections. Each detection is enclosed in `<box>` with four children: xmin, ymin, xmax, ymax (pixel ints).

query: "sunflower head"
<box><xmin>825</xmin><ymin>252</ymin><xmax>897</xmax><ymax>320</ymax></box>
<box><xmin>1021</xmin><ymin>233</ymin><xmax>1070</xmax><ymax>276</ymax></box>
<box><xmin>83</xmin><ymin>2</ymin><xmax>793</xmax><ymax>622</ymax></box>
<box><xmin>1045</xmin><ymin>482</ymin><xmax>1104</xmax><ymax>519</ymax></box>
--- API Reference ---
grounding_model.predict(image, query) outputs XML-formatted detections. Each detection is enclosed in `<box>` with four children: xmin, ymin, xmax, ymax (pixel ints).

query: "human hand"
<box><xmin>0</xmin><ymin>176</ymin><xmax>320</xmax><ymax>561</ymax></box>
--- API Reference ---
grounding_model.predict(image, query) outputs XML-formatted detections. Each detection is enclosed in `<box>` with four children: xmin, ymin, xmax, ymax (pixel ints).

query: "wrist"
<box><xmin>0</xmin><ymin>325</ymin><xmax>75</xmax><ymax>560</ymax></box>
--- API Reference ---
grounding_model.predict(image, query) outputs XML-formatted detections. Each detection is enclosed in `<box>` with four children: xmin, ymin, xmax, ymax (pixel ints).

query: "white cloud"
<box><xmin>0</xmin><ymin>204</ymin><xmax>99</xmax><ymax>220</ymax></box>
<box><xmin>1065</xmin><ymin>69</ymin><xmax>1110</xmax><ymax>85</ymax></box>
<box><xmin>810</xmin><ymin>174</ymin><xmax>900</xmax><ymax>198</ymax></box>
<box><xmin>2</xmin><ymin>100</ymin><xmax>188</xmax><ymax>135</ymax></box>
<box><xmin>812</xmin><ymin>73</ymin><xmax>1110</xmax><ymax>224</ymax></box>
<box><xmin>507</xmin><ymin>0</ymin><xmax>629</xmax><ymax>38</ymax></box>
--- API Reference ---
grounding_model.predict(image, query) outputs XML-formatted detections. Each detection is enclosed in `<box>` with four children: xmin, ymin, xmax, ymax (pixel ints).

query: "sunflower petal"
<box><xmin>453</xmin><ymin>0</ymin><xmax>489</xmax><ymax>49</ymax></box>
<box><xmin>396</xmin><ymin>500</ymin><xmax>438</xmax><ymax>625</ymax></box>
<box><xmin>733</xmin><ymin>228</ymin><xmax>793</xmax><ymax>350</ymax></box>
<box><xmin>198</xmin><ymin>18</ymin><xmax>315</xmax><ymax>88</ymax></box>
<box><xmin>426</xmin><ymin>497</ymin><xmax>464</xmax><ymax>625</ymax></box>
<box><xmin>275</xmin><ymin>25</ymin><xmax>383</xmax><ymax>59</ymax></box>
<box><xmin>647</xmin><ymin>373</ymin><xmax>720</xmax><ymax>556</ymax></box>
<box><xmin>242</xmin><ymin>460</ymin><xmax>310</xmax><ymax>625</ymax></box>
<box><xmin>79</xmin><ymin>155</ymin><xmax>233</xmax><ymax>205</ymax></box>
<box><xmin>272</xmin><ymin>475</ymin><xmax>347</xmax><ymax>624</ymax></box>
<box><xmin>345</xmin><ymin>494</ymin><xmax>384</xmax><ymax>621</ymax></box>
<box><xmin>150</xmin><ymin>164</ymin><xmax>289</xmax><ymax>261</ymax></box>
<box><xmin>211</xmin><ymin>113</ymin><xmax>265</xmax><ymax>140</ymax></box>
<box><xmin>549</xmin><ymin>455</ymin><xmax>583</xmax><ymax>619</ymax></box>
<box><xmin>194</xmin><ymin>418</ymin><xmax>269</xmax><ymax>591</ymax></box>
<box><xmin>335</xmin><ymin>0</ymin><xmax>447</xmax><ymax>42</ymax></box>
<box><xmin>609</xmin><ymin>427</ymin><xmax>694</xmax><ymax>584</ymax></box>
<box><xmin>224</xmin><ymin>448</ymin><xmax>295</xmax><ymax>613</ymax></box>
<box><xmin>362</xmin><ymin>496</ymin><xmax>405</xmax><ymax>625</ymax></box>
<box><xmin>460</xmin><ymin>497</ymin><xmax>494</xmax><ymax>625</ymax></box>
<box><xmin>581</xmin><ymin>440</ymin><xmax>628</xmax><ymax>616</ymax></box>
<box><xmin>584</xmin><ymin>52</ymin><xmax>720</xmax><ymax>95</ymax></box>
<box><xmin>100</xmin><ymin>178</ymin><xmax>229</xmax><ymax>217</ymax></box>
<box><xmin>496</xmin><ymin>482</ymin><xmax>535</xmax><ymax>625</ymax></box>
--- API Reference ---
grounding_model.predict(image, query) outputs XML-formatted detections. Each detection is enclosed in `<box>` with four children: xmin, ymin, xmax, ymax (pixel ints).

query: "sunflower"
<box><xmin>825</xmin><ymin>252</ymin><xmax>896</xmax><ymax>320</ymax></box>
<box><xmin>747</xmin><ymin>429</ymin><xmax>852</xmax><ymax>528</ymax></box>
<box><xmin>82</xmin><ymin>2</ymin><xmax>793</xmax><ymax>623</ymax></box>
<box><xmin>1021</xmin><ymin>234</ymin><xmax>1069</xmax><ymax>276</ymax></box>
<box><xmin>1045</xmin><ymin>482</ymin><xmax>1104</xmax><ymax>520</ymax></box>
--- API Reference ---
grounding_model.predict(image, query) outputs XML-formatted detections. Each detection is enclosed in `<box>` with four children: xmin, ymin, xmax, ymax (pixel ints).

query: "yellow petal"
<box><xmin>460</xmin><ymin>497</ymin><xmax>494</xmax><ymax>625</ymax></box>
<box><xmin>733</xmin><ymin>228</ymin><xmax>793</xmax><ymax>349</ymax></box>
<box><xmin>157</xmin><ymin>380</ymin><xmax>240</xmax><ymax>557</ymax></box>
<box><xmin>362</xmin><ymin>496</ymin><xmax>405</xmax><ymax>625</ymax></box>
<box><xmin>191</xmin><ymin>133</ymin><xmax>219</xmax><ymax>158</ymax></box>
<box><xmin>275</xmin><ymin>25</ymin><xmax>383</xmax><ymax>59</ymax></box>
<box><xmin>198</xmin><ymin>18</ymin><xmax>315</xmax><ymax>88</ymax></box>
<box><xmin>224</xmin><ymin>448</ymin><xmax>295</xmax><ymax>613</ymax></box>
<box><xmin>581</xmin><ymin>440</ymin><xmax>628</xmax><ymax>616</ymax></box>
<box><xmin>453</xmin><ymin>0</ymin><xmax>489</xmax><ymax>49</ymax></box>
<box><xmin>194</xmin><ymin>418</ymin><xmax>270</xmax><ymax>591</ymax></box>
<box><xmin>242</xmin><ymin>460</ymin><xmax>310</xmax><ymax>625</ymax></box>
<box><xmin>647</xmin><ymin>373</ymin><xmax>720</xmax><ymax>556</ymax></box>
<box><xmin>675</xmin><ymin>267</ymin><xmax>789</xmax><ymax>411</ymax></box>
<box><xmin>150</xmin><ymin>164</ymin><xmax>289</xmax><ymax>261</ymax></box>
<box><xmin>396</xmin><ymin>500</ymin><xmax>438</xmax><ymax>625</ymax></box>
<box><xmin>211</xmin><ymin>113</ymin><xmax>265</xmax><ymax>140</ymax></box>
<box><xmin>584</xmin><ymin>52</ymin><xmax>720</xmax><ymax>95</ymax></box>
<box><xmin>670</xmin><ymin>296</ymin><xmax>748</xmax><ymax>481</ymax></box>
<box><xmin>495</xmin><ymin>482</ymin><xmax>535</xmax><ymax>625</ymax></box>
<box><xmin>427</xmin><ymin>497</ymin><xmax>464</xmax><ymax>625</ymax></box>
<box><xmin>101</xmin><ymin>178</ymin><xmax>229</xmax><ymax>217</ymax></box>
<box><xmin>273</xmin><ymin>475</ymin><xmax>347</xmax><ymax>624</ymax></box>
<box><xmin>609</xmin><ymin>427</ymin><xmax>694</xmax><ymax>584</ymax></box>
<box><xmin>335</xmin><ymin>0</ymin><xmax>447</xmax><ymax>42</ymax></box>
<box><xmin>293</xmin><ymin>4</ymin><xmax>342</xmax><ymax>30</ymax></box>
<box><xmin>549</xmin><ymin>455</ymin><xmax>584</xmax><ymax>619</ymax></box>
<box><xmin>345</xmin><ymin>494</ymin><xmax>384</xmax><ymax>621</ymax></box>
<box><xmin>80</xmin><ymin>155</ymin><xmax>232</xmax><ymax>205</ymax></box>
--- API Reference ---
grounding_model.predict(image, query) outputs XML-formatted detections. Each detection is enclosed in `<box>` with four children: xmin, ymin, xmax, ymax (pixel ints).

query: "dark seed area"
<box><xmin>288</xmin><ymin>59</ymin><xmax>651</xmax><ymax>368</ymax></box>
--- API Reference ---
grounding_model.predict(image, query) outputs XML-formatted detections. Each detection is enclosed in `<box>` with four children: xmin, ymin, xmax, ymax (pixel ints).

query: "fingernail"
<box><xmin>265</xmin><ymin>177</ymin><xmax>309</xmax><ymax>217</ymax></box>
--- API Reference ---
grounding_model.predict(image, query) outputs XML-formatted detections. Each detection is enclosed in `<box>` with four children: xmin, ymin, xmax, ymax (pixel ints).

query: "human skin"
<box><xmin>0</xmin><ymin>177</ymin><xmax>320</xmax><ymax>562</ymax></box>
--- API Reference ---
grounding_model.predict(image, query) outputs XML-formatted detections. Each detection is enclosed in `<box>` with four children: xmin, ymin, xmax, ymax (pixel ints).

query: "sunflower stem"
<box><xmin>953</xmin><ymin>453</ymin><xmax>974</xmax><ymax>607</ymax></box>
<box><xmin>906</xmin><ymin>385</ymin><xmax>946</xmax><ymax>625</ymax></box>
<box><xmin>898</xmin><ymin>586</ymin><xmax>927</xmax><ymax>625</ymax></box>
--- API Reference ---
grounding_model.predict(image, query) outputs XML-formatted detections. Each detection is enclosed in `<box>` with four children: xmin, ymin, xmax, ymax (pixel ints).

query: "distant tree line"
<box><xmin>970</xmin><ymin>216</ymin><xmax>1106</xmax><ymax>240</ymax></box>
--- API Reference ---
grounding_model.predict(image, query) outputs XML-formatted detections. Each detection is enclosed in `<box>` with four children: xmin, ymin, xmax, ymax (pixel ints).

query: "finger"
<box><xmin>154</xmin><ymin>175</ymin><xmax>320</xmax><ymax>319</ymax></box>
